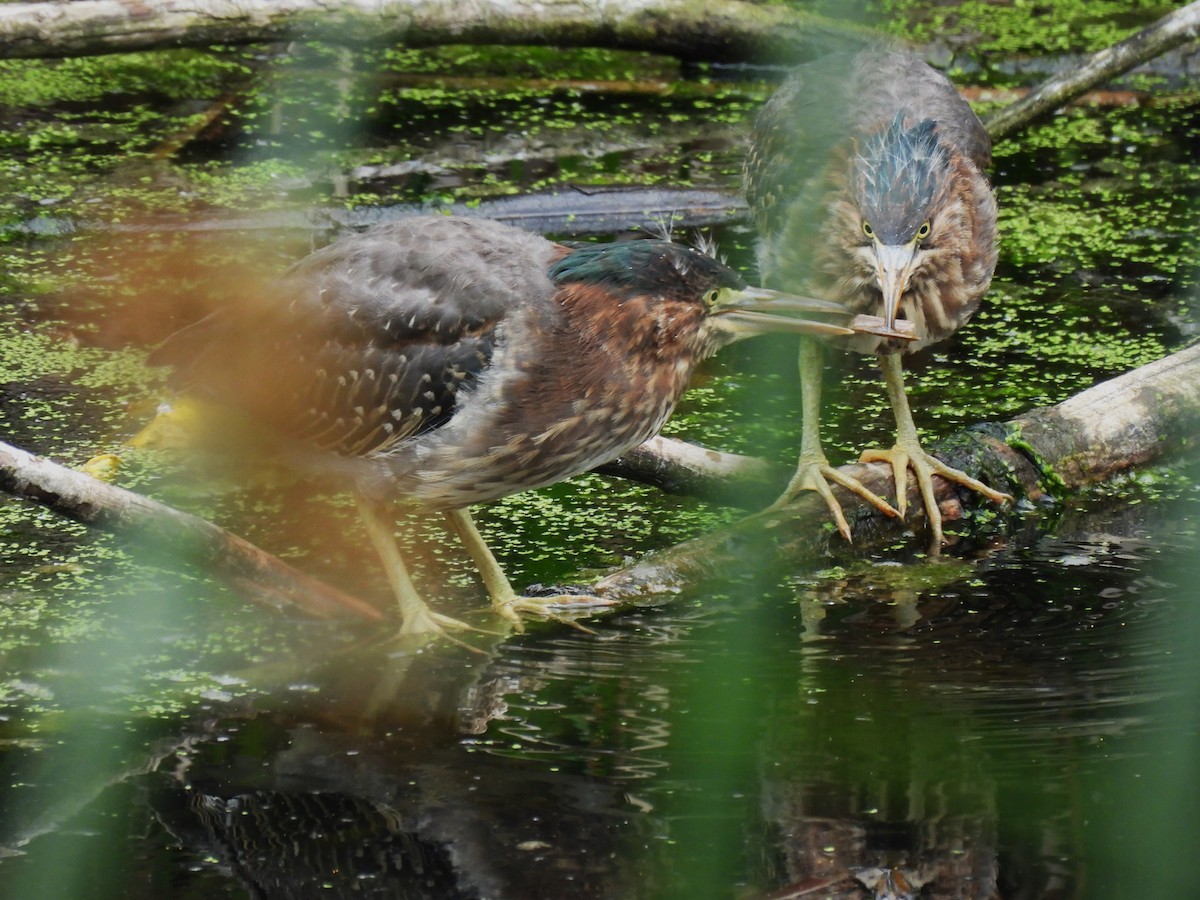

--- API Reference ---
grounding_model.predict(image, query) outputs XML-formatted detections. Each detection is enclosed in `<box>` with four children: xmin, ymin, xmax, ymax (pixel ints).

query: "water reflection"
<box><xmin>739</xmin><ymin>513</ymin><xmax>1191</xmax><ymax>899</ymax></box>
<box><xmin>145</xmin><ymin>715</ymin><xmax>644</xmax><ymax>898</ymax></box>
<box><xmin>3</xmin><ymin>493</ymin><xmax>1190</xmax><ymax>898</ymax></box>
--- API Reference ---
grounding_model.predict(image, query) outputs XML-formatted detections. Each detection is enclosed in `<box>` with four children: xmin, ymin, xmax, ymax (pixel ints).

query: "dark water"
<box><xmin>2</xmin><ymin>39</ymin><xmax>1199</xmax><ymax>900</ymax></box>
<box><xmin>0</xmin><ymin>488</ymin><xmax>1197</xmax><ymax>899</ymax></box>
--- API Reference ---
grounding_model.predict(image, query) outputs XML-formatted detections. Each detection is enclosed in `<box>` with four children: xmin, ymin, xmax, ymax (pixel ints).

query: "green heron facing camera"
<box><xmin>159</xmin><ymin>216</ymin><xmax>862</xmax><ymax>636</ymax></box>
<box><xmin>744</xmin><ymin>49</ymin><xmax>1011</xmax><ymax>544</ymax></box>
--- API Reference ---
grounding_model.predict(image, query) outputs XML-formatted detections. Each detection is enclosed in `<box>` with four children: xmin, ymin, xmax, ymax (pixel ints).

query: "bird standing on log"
<box><xmin>156</xmin><ymin>216</ymin><xmax>866</xmax><ymax>636</ymax></box>
<box><xmin>744</xmin><ymin>49</ymin><xmax>1011</xmax><ymax>544</ymax></box>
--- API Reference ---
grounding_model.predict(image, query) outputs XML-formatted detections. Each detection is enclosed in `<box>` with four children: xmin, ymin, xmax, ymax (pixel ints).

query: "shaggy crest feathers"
<box><xmin>692</xmin><ymin>231</ymin><xmax>726</xmax><ymax>265</ymax></box>
<box><xmin>853</xmin><ymin>114</ymin><xmax>950</xmax><ymax>245</ymax></box>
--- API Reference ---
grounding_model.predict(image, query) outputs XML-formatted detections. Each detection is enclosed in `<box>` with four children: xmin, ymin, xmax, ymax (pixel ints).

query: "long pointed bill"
<box><xmin>712</xmin><ymin>286</ymin><xmax>855</xmax><ymax>338</ymax></box>
<box><xmin>874</xmin><ymin>242</ymin><xmax>919</xmax><ymax>332</ymax></box>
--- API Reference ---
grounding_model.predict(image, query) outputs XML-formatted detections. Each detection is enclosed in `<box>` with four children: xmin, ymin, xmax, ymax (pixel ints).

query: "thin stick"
<box><xmin>0</xmin><ymin>440</ymin><xmax>383</xmax><ymax>622</ymax></box>
<box><xmin>983</xmin><ymin>1</ymin><xmax>1200</xmax><ymax>141</ymax></box>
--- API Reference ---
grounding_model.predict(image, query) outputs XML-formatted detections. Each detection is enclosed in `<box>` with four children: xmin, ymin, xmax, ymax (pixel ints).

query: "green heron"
<box><xmin>744</xmin><ymin>49</ymin><xmax>1011</xmax><ymax>544</ymax></box>
<box><xmin>157</xmin><ymin>216</ymin><xmax>861</xmax><ymax>636</ymax></box>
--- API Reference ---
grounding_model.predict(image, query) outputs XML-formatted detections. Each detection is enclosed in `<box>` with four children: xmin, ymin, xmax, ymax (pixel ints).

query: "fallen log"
<box><xmin>590</xmin><ymin>343</ymin><xmax>1200</xmax><ymax>604</ymax></box>
<box><xmin>0</xmin><ymin>0</ymin><xmax>871</xmax><ymax>62</ymax></box>
<box><xmin>2</xmin><ymin>345</ymin><xmax>1197</xmax><ymax>622</ymax></box>
<box><xmin>0</xmin><ymin>0</ymin><xmax>1193</xmax><ymax>144</ymax></box>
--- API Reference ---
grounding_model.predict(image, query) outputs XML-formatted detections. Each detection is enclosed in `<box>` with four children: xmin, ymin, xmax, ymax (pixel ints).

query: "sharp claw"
<box><xmin>858</xmin><ymin>441</ymin><xmax>1010</xmax><ymax>547</ymax></box>
<box><xmin>773</xmin><ymin>456</ymin><xmax>903</xmax><ymax>541</ymax></box>
<box><xmin>822</xmin><ymin>467</ymin><xmax>901</xmax><ymax>519</ymax></box>
<box><xmin>927</xmin><ymin>457</ymin><xmax>1013</xmax><ymax>505</ymax></box>
<box><xmin>911</xmin><ymin>456</ymin><xmax>944</xmax><ymax>546</ymax></box>
<box><xmin>859</xmin><ymin>447</ymin><xmax>909</xmax><ymax>517</ymax></box>
<box><xmin>495</xmin><ymin>593</ymin><xmax>616</xmax><ymax>634</ymax></box>
<box><xmin>493</xmin><ymin>600</ymin><xmax>527</xmax><ymax>633</ymax></box>
<box><xmin>811</xmin><ymin>474</ymin><xmax>853</xmax><ymax>542</ymax></box>
<box><xmin>893</xmin><ymin>455</ymin><xmax>910</xmax><ymax>518</ymax></box>
<box><xmin>395</xmin><ymin>610</ymin><xmax>494</xmax><ymax>654</ymax></box>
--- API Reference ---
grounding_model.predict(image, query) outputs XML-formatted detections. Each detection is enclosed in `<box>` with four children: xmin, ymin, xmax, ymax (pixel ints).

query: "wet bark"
<box><xmin>1007</xmin><ymin>343</ymin><xmax>1200</xmax><ymax>487</ymax></box>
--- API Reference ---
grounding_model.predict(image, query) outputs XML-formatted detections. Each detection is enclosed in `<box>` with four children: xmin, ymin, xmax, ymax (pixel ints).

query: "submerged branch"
<box><xmin>0</xmin><ymin>440</ymin><xmax>383</xmax><ymax>623</ymax></box>
<box><xmin>10</xmin><ymin>188</ymin><xmax>750</xmax><ymax>241</ymax></box>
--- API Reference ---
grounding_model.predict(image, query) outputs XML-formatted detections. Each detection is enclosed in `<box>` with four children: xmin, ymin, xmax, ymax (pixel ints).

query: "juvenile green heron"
<box><xmin>158</xmin><ymin>216</ymin><xmax>860</xmax><ymax>635</ymax></box>
<box><xmin>744</xmin><ymin>49</ymin><xmax>1011</xmax><ymax>544</ymax></box>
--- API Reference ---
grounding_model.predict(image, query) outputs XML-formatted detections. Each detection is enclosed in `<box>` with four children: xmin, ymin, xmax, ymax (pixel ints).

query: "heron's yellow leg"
<box><xmin>859</xmin><ymin>353</ymin><xmax>1011</xmax><ymax>545</ymax></box>
<box><xmin>772</xmin><ymin>337</ymin><xmax>901</xmax><ymax>541</ymax></box>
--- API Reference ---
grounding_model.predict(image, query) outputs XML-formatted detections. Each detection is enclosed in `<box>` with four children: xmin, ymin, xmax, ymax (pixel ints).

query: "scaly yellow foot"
<box><xmin>775</xmin><ymin>339</ymin><xmax>902</xmax><ymax>541</ymax></box>
<box><xmin>355</xmin><ymin>496</ymin><xmax>501</xmax><ymax>651</ymax></box>
<box><xmin>443</xmin><ymin>508</ymin><xmax>616</xmax><ymax>634</ymax></box>
<box><xmin>771</xmin><ymin>450</ymin><xmax>901</xmax><ymax>542</ymax></box>
<box><xmin>77</xmin><ymin>453</ymin><xmax>122</xmax><ymax>482</ymax></box>
<box><xmin>859</xmin><ymin>440</ymin><xmax>1011</xmax><ymax>546</ymax></box>
<box><xmin>490</xmin><ymin>590</ymin><xmax>618</xmax><ymax>634</ymax></box>
<box><xmin>395</xmin><ymin>604</ymin><xmax>477</xmax><ymax>637</ymax></box>
<box><xmin>868</xmin><ymin>353</ymin><xmax>1011</xmax><ymax>547</ymax></box>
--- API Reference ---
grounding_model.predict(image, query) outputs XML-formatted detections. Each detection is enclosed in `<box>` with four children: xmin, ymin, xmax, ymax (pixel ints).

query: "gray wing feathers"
<box><xmin>162</xmin><ymin>217</ymin><xmax>564</xmax><ymax>459</ymax></box>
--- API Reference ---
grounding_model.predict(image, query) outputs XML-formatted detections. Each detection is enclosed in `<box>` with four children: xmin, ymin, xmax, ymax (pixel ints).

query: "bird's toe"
<box><xmin>495</xmin><ymin>592</ymin><xmax>618</xmax><ymax>634</ymax></box>
<box><xmin>773</xmin><ymin>458</ymin><xmax>901</xmax><ymax>542</ymax></box>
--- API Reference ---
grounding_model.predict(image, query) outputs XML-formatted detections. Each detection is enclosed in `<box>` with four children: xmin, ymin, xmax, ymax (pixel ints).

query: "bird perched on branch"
<box><xmin>155</xmin><ymin>216</ymin><xmax>869</xmax><ymax>637</ymax></box>
<box><xmin>744</xmin><ymin>49</ymin><xmax>1011</xmax><ymax>544</ymax></box>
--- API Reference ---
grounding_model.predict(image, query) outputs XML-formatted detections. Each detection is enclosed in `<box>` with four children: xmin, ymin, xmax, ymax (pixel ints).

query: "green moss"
<box><xmin>807</xmin><ymin>552</ymin><xmax>975</xmax><ymax>594</ymax></box>
<box><xmin>0</xmin><ymin>50</ymin><xmax>250</xmax><ymax>108</ymax></box>
<box><xmin>875</xmin><ymin>0</ymin><xmax>1175</xmax><ymax>57</ymax></box>
<box><xmin>0</xmin><ymin>323</ymin><xmax>166</xmax><ymax>416</ymax></box>
<box><xmin>1004</xmin><ymin>423</ymin><xmax>1071</xmax><ymax>499</ymax></box>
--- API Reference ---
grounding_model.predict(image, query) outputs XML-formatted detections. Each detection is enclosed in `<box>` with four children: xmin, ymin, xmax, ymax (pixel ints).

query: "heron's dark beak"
<box><xmin>874</xmin><ymin>243</ymin><xmax>919</xmax><ymax>331</ymax></box>
<box><xmin>712</xmin><ymin>286</ymin><xmax>854</xmax><ymax>338</ymax></box>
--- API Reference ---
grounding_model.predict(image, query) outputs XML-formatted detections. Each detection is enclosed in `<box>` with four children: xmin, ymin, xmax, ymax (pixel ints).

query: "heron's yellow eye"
<box><xmin>916</xmin><ymin>221</ymin><xmax>931</xmax><ymax>240</ymax></box>
<box><xmin>705</xmin><ymin>288</ymin><xmax>722</xmax><ymax>307</ymax></box>
<box><xmin>862</xmin><ymin>221</ymin><xmax>874</xmax><ymax>238</ymax></box>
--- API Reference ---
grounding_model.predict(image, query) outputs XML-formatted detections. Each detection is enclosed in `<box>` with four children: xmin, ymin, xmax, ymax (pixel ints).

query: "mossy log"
<box><xmin>1</xmin><ymin>344</ymin><xmax>1197</xmax><ymax>623</ymax></box>
<box><xmin>590</xmin><ymin>343</ymin><xmax>1200</xmax><ymax>605</ymax></box>
<box><xmin>0</xmin><ymin>0</ymin><xmax>1196</xmax><ymax>128</ymax></box>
